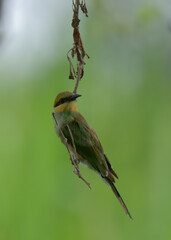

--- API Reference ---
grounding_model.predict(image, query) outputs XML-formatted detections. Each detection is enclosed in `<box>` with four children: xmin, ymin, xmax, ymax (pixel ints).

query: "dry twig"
<box><xmin>56</xmin><ymin>0</ymin><xmax>90</xmax><ymax>188</ymax></box>
<box><xmin>67</xmin><ymin>125</ymin><xmax>91</xmax><ymax>188</ymax></box>
<box><xmin>68</xmin><ymin>0</ymin><xmax>89</xmax><ymax>94</ymax></box>
<box><xmin>52</xmin><ymin>113</ymin><xmax>91</xmax><ymax>189</ymax></box>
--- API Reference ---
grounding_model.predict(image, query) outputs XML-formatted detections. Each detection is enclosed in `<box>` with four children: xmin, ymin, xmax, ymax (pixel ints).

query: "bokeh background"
<box><xmin>0</xmin><ymin>0</ymin><xmax>171</xmax><ymax>239</ymax></box>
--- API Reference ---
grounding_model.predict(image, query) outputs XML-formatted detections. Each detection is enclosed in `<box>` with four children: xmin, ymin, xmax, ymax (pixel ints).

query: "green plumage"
<box><xmin>54</xmin><ymin>111</ymin><xmax>108</xmax><ymax>175</ymax></box>
<box><xmin>53</xmin><ymin>92</ymin><xmax>132</xmax><ymax>218</ymax></box>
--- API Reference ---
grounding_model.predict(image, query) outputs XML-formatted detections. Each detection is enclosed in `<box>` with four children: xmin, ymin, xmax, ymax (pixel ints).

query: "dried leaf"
<box><xmin>80</xmin><ymin>2</ymin><xmax>88</xmax><ymax>17</ymax></box>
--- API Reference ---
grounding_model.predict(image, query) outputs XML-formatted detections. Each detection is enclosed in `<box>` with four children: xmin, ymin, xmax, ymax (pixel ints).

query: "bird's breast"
<box><xmin>53</xmin><ymin>111</ymin><xmax>76</xmax><ymax>129</ymax></box>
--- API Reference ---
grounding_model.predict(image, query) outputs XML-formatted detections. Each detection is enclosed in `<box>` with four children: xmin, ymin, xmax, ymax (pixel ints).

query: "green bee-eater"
<box><xmin>53</xmin><ymin>91</ymin><xmax>131</xmax><ymax>218</ymax></box>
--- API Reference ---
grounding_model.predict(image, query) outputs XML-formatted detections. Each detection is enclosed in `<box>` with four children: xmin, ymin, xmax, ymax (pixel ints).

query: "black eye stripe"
<box><xmin>61</xmin><ymin>97</ymin><xmax>71</xmax><ymax>103</ymax></box>
<box><xmin>54</xmin><ymin>96</ymin><xmax>72</xmax><ymax>107</ymax></box>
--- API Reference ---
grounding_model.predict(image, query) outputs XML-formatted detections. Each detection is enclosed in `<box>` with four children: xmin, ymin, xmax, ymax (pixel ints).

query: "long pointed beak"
<box><xmin>70</xmin><ymin>94</ymin><xmax>82</xmax><ymax>101</ymax></box>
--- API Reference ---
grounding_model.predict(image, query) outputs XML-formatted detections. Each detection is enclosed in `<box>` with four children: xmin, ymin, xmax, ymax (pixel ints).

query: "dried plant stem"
<box><xmin>67</xmin><ymin>125</ymin><xmax>91</xmax><ymax>188</ymax></box>
<box><xmin>52</xmin><ymin>112</ymin><xmax>91</xmax><ymax>189</ymax></box>
<box><xmin>76</xmin><ymin>0</ymin><xmax>80</xmax><ymax>14</ymax></box>
<box><xmin>73</xmin><ymin>63</ymin><xmax>82</xmax><ymax>94</ymax></box>
<box><xmin>68</xmin><ymin>0</ymin><xmax>89</xmax><ymax>94</ymax></box>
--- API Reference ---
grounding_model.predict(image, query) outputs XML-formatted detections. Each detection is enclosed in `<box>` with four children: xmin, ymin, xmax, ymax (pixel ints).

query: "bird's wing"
<box><xmin>62</xmin><ymin>112</ymin><xmax>117</xmax><ymax>180</ymax></box>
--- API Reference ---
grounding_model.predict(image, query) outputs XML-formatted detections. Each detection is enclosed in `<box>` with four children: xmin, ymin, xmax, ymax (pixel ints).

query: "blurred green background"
<box><xmin>0</xmin><ymin>0</ymin><xmax>171</xmax><ymax>239</ymax></box>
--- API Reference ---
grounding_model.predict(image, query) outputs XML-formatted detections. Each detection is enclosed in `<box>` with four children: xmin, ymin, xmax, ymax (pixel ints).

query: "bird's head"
<box><xmin>53</xmin><ymin>91</ymin><xmax>81</xmax><ymax>112</ymax></box>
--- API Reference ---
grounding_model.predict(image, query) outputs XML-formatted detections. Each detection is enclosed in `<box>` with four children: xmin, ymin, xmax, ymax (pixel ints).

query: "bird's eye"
<box><xmin>54</xmin><ymin>97</ymin><xmax>70</xmax><ymax>108</ymax></box>
<box><xmin>60</xmin><ymin>98</ymin><xmax>64</xmax><ymax>104</ymax></box>
<box><xmin>54</xmin><ymin>98</ymin><xmax>64</xmax><ymax>107</ymax></box>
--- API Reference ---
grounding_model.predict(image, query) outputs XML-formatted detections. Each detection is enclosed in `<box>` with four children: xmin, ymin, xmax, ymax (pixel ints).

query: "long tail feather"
<box><xmin>105</xmin><ymin>178</ymin><xmax>132</xmax><ymax>219</ymax></box>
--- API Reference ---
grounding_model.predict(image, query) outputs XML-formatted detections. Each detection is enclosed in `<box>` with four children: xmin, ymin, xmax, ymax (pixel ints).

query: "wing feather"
<box><xmin>61</xmin><ymin>112</ymin><xmax>117</xmax><ymax>181</ymax></box>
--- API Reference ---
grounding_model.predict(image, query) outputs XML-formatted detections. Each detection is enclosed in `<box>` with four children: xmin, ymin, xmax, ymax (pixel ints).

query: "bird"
<box><xmin>52</xmin><ymin>91</ymin><xmax>132</xmax><ymax>218</ymax></box>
